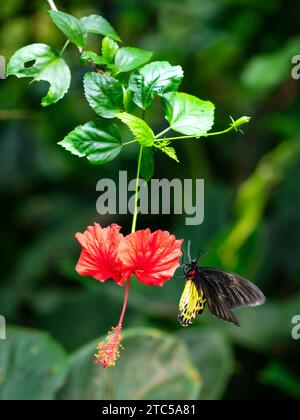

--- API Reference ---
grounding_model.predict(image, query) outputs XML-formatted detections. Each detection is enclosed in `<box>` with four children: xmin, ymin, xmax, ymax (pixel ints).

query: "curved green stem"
<box><xmin>159</xmin><ymin>125</ymin><xmax>234</xmax><ymax>142</ymax></box>
<box><xmin>131</xmin><ymin>145</ymin><xmax>144</xmax><ymax>233</ymax></box>
<box><xmin>155</xmin><ymin>127</ymin><xmax>172</xmax><ymax>139</ymax></box>
<box><xmin>60</xmin><ymin>40</ymin><xmax>70</xmax><ymax>56</ymax></box>
<box><xmin>123</xmin><ymin>139</ymin><xmax>137</xmax><ymax>146</ymax></box>
<box><xmin>123</xmin><ymin>125</ymin><xmax>236</xmax><ymax>149</ymax></box>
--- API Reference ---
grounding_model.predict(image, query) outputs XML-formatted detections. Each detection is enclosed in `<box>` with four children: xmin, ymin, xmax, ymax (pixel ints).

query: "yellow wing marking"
<box><xmin>178</xmin><ymin>279</ymin><xmax>206</xmax><ymax>326</ymax></box>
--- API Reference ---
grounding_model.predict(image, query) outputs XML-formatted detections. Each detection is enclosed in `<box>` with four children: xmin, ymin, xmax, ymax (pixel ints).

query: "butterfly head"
<box><xmin>188</xmin><ymin>259</ymin><xmax>198</xmax><ymax>271</ymax></box>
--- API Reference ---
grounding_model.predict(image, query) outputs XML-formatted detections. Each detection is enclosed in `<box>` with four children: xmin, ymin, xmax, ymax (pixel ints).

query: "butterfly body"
<box><xmin>178</xmin><ymin>260</ymin><xmax>266</xmax><ymax>327</ymax></box>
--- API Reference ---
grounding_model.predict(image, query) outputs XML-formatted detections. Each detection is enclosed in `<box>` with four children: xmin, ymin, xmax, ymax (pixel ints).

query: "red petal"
<box><xmin>118</xmin><ymin>229</ymin><xmax>183</xmax><ymax>286</ymax></box>
<box><xmin>75</xmin><ymin>223</ymin><xmax>124</xmax><ymax>285</ymax></box>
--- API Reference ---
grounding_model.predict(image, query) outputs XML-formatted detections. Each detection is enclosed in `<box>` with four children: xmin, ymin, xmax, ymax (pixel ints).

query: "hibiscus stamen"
<box><xmin>93</xmin><ymin>278</ymin><xmax>130</xmax><ymax>367</ymax></box>
<box><xmin>93</xmin><ymin>324</ymin><xmax>123</xmax><ymax>367</ymax></box>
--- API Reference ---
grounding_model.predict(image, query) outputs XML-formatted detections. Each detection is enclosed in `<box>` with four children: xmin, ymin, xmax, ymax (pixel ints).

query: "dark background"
<box><xmin>0</xmin><ymin>0</ymin><xmax>300</xmax><ymax>400</ymax></box>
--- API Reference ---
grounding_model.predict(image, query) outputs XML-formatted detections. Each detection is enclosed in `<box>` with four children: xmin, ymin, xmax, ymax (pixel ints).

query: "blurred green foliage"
<box><xmin>59</xmin><ymin>328</ymin><xmax>201</xmax><ymax>400</ymax></box>
<box><xmin>1</xmin><ymin>0</ymin><xmax>300</xmax><ymax>400</ymax></box>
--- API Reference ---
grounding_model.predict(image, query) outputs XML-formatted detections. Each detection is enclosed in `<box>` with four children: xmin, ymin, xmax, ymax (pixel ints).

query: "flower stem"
<box><xmin>118</xmin><ymin>278</ymin><xmax>130</xmax><ymax>326</ymax></box>
<box><xmin>131</xmin><ymin>145</ymin><xmax>143</xmax><ymax>233</ymax></box>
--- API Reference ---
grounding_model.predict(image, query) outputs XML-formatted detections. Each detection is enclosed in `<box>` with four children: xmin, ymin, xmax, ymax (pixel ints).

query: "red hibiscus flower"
<box><xmin>118</xmin><ymin>229</ymin><xmax>183</xmax><ymax>286</ymax></box>
<box><xmin>75</xmin><ymin>223</ymin><xmax>124</xmax><ymax>285</ymax></box>
<box><xmin>75</xmin><ymin>223</ymin><xmax>183</xmax><ymax>368</ymax></box>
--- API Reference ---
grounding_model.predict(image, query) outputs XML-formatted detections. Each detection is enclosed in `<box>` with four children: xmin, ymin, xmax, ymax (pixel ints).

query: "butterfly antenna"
<box><xmin>197</xmin><ymin>248</ymin><xmax>204</xmax><ymax>262</ymax></box>
<box><xmin>180</xmin><ymin>246</ymin><xmax>186</xmax><ymax>270</ymax></box>
<box><xmin>187</xmin><ymin>240</ymin><xmax>192</xmax><ymax>263</ymax></box>
<box><xmin>197</xmin><ymin>245</ymin><xmax>219</xmax><ymax>263</ymax></box>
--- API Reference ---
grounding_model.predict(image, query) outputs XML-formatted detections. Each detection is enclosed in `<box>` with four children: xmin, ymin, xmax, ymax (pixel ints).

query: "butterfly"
<box><xmin>178</xmin><ymin>253</ymin><xmax>266</xmax><ymax>327</ymax></box>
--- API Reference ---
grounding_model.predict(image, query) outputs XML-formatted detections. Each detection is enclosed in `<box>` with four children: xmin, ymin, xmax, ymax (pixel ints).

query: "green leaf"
<box><xmin>81</xmin><ymin>15</ymin><xmax>122</xmax><ymax>42</ymax></box>
<box><xmin>212</xmin><ymin>139</ymin><xmax>300</xmax><ymax>271</ymax></box>
<box><xmin>102</xmin><ymin>37</ymin><xmax>119</xmax><ymax>64</ymax></box>
<box><xmin>178</xmin><ymin>328</ymin><xmax>234</xmax><ymax>400</ymax></box>
<box><xmin>115</xmin><ymin>47</ymin><xmax>153</xmax><ymax>73</ymax></box>
<box><xmin>58</xmin><ymin>119</ymin><xmax>122</xmax><ymax>165</ymax></box>
<box><xmin>260</xmin><ymin>362</ymin><xmax>300</xmax><ymax>399</ymax></box>
<box><xmin>162</xmin><ymin>92</ymin><xmax>215</xmax><ymax>135</ymax></box>
<box><xmin>242</xmin><ymin>38</ymin><xmax>300</xmax><ymax>97</ymax></box>
<box><xmin>140</xmin><ymin>147</ymin><xmax>155</xmax><ymax>181</ymax></box>
<box><xmin>155</xmin><ymin>141</ymin><xmax>179</xmax><ymax>162</ymax></box>
<box><xmin>7</xmin><ymin>43</ymin><xmax>71</xmax><ymax>107</ymax></box>
<box><xmin>80</xmin><ymin>51</ymin><xmax>106</xmax><ymax>66</ymax></box>
<box><xmin>83</xmin><ymin>72</ymin><xmax>123</xmax><ymax>118</ymax></box>
<box><xmin>59</xmin><ymin>328</ymin><xmax>201</xmax><ymax>400</ymax></box>
<box><xmin>161</xmin><ymin>145</ymin><xmax>179</xmax><ymax>162</ymax></box>
<box><xmin>129</xmin><ymin>61</ymin><xmax>184</xmax><ymax>110</ymax></box>
<box><xmin>122</xmin><ymin>87</ymin><xmax>136</xmax><ymax>113</ymax></box>
<box><xmin>117</xmin><ymin>112</ymin><xmax>155</xmax><ymax>146</ymax></box>
<box><xmin>49</xmin><ymin>10</ymin><xmax>87</xmax><ymax>48</ymax></box>
<box><xmin>0</xmin><ymin>326</ymin><xmax>68</xmax><ymax>400</ymax></box>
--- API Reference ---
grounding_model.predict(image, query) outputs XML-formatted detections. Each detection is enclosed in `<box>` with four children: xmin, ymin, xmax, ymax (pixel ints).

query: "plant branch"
<box><xmin>123</xmin><ymin>123</ymin><xmax>242</xmax><ymax>149</ymax></box>
<box><xmin>60</xmin><ymin>40</ymin><xmax>70</xmax><ymax>56</ymax></box>
<box><xmin>123</xmin><ymin>139</ymin><xmax>137</xmax><ymax>146</ymax></box>
<box><xmin>155</xmin><ymin>127</ymin><xmax>171</xmax><ymax>139</ymax></box>
<box><xmin>45</xmin><ymin>0</ymin><xmax>83</xmax><ymax>54</ymax></box>
<box><xmin>131</xmin><ymin>145</ymin><xmax>143</xmax><ymax>233</ymax></box>
<box><xmin>157</xmin><ymin>125</ymin><xmax>236</xmax><ymax>143</ymax></box>
<box><xmin>46</xmin><ymin>0</ymin><xmax>58</xmax><ymax>11</ymax></box>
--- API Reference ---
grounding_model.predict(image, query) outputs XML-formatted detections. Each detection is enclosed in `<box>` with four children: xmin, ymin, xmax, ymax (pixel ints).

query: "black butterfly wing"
<box><xmin>199</xmin><ymin>268</ymin><xmax>266</xmax><ymax>327</ymax></box>
<box><xmin>200</xmin><ymin>277</ymin><xmax>240</xmax><ymax>327</ymax></box>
